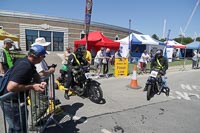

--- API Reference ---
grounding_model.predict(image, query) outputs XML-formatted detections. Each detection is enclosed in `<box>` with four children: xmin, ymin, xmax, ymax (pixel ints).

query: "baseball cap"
<box><xmin>31</xmin><ymin>37</ymin><xmax>50</xmax><ymax>46</ymax></box>
<box><xmin>4</xmin><ymin>38</ymin><xmax>14</xmax><ymax>45</ymax></box>
<box><xmin>30</xmin><ymin>45</ymin><xmax>47</xmax><ymax>57</ymax></box>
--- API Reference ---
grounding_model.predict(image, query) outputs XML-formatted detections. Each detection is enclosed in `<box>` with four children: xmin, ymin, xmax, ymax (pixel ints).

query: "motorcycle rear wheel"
<box><xmin>88</xmin><ymin>84</ymin><xmax>103</xmax><ymax>104</ymax></box>
<box><xmin>147</xmin><ymin>85</ymin><xmax>152</xmax><ymax>101</ymax></box>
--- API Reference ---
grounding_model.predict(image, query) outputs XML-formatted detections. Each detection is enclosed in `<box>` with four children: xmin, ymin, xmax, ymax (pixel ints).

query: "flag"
<box><xmin>84</xmin><ymin>0</ymin><xmax>93</xmax><ymax>49</ymax></box>
<box><xmin>85</xmin><ymin>0</ymin><xmax>93</xmax><ymax>34</ymax></box>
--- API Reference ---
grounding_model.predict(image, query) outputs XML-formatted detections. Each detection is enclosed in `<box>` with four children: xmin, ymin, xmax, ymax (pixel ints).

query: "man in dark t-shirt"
<box><xmin>2</xmin><ymin>45</ymin><xmax>48</xmax><ymax>133</ymax></box>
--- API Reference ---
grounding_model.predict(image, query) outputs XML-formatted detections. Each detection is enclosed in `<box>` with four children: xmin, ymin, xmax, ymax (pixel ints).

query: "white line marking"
<box><xmin>175</xmin><ymin>91</ymin><xmax>191</xmax><ymax>100</ymax></box>
<box><xmin>189</xmin><ymin>93</ymin><xmax>200</xmax><ymax>99</ymax></box>
<box><xmin>181</xmin><ymin>84</ymin><xmax>192</xmax><ymax>91</ymax></box>
<box><xmin>101</xmin><ymin>128</ymin><xmax>112</xmax><ymax>133</ymax></box>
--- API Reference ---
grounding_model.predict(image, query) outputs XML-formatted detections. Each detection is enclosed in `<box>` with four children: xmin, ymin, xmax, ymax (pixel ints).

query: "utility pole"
<box><xmin>128</xmin><ymin>19</ymin><xmax>132</xmax><ymax>62</ymax></box>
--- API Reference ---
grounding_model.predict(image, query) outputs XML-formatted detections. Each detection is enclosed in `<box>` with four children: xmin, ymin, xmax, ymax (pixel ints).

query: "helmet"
<box><xmin>75</xmin><ymin>47</ymin><xmax>85</xmax><ymax>57</ymax></box>
<box><xmin>79</xmin><ymin>45</ymin><xmax>86</xmax><ymax>53</ymax></box>
<box><xmin>155</xmin><ymin>49</ymin><xmax>163</xmax><ymax>57</ymax></box>
<box><xmin>29</xmin><ymin>45</ymin><xmax>47</xmax><ymax>57</ymax></box>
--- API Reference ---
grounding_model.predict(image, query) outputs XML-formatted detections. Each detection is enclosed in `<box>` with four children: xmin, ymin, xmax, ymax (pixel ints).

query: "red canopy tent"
<box><xmin>74</xmin><ymin>31</ymin><xmax>120</xmax><ymax>51</ymax></box>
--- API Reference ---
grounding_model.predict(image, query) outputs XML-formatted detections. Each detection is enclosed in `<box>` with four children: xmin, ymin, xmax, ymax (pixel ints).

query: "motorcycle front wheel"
<box><xmin>147</xmin><ymin>84</ymin><xmax>153</xmax><ymax>101</ymax></box>
<box><xmin>88</xmin><ymin>84</ymin><xmax>103</xmax><ymax>104</ymax></box>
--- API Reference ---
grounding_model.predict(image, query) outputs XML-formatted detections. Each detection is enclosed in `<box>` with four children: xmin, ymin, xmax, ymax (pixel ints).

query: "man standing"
<box><xmin>138</xmin><ymin>50</ymin><xmax>150</xmax><ymax>74</ymax></box>
<box><xmin>94</xmin><ymin>47</ymin><xmax>104</xmax><ymax>76</ymax></box>
<box><xmin>30</xmin><ymin>37</ymin><xmax>56</xmax><ymax>129</ymax></box>
<box><xmin>103</xmin><ymin>48</ymin><xmax>111</xmax><ymax>74</ymax></box>
<box><xmin>0</xmin><ymin>38</ymin><xmax>14</xmax><ymax>74</ymax></box>
<box><xmin>3</xmin><ymin>45</ymin><xmax>47</xmax><ymax>133</ymax></box>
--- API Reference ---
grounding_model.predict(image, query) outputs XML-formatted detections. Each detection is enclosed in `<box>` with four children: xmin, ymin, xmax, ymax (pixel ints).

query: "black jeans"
<box><xmin>103</xmin><ymin>63</ymin><xmax>109</xmax><ymax>74</ymax></box>
<box><xmin>65</xmin><ymin>71</ymin><xmax>74</xmax><ymax>90</ymax></box>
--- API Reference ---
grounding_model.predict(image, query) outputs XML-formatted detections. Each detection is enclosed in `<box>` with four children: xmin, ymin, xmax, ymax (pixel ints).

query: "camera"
<box><xmin>49</xmin><ymin>64</ymin><xmax>57</xmax><ymax>68</ymax></box>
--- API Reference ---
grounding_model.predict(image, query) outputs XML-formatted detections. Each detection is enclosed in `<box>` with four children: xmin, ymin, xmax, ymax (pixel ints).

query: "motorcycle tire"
<box><xmin>88</xmin><ymin>84</ymin><xmax>103</xmax><ymax>104</ymax></box>
<box><xmin>147</xmin><ymin>85</ymin><xmax>152</xmax><ymax>101</ymax></box>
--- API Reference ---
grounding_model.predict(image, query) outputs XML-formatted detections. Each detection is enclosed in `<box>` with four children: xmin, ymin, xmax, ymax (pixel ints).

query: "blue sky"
<box><xmin>1</xmin><ymin>0</ymin><xmax>199</xmax><ymax>39</ymax></box>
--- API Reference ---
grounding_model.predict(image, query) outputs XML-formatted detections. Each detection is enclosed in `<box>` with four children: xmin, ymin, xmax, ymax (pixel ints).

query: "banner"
<box><xmin>85</xmin><ymin>0</ymin><xmax>93</xmax><ymax>34</ymax></box>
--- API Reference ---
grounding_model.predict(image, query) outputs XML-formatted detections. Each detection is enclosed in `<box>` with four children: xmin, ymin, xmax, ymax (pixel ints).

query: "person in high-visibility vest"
<box><xmin>64</xmin><ymin>47</ymin><xmax>89</xmax><ymax>100</ymax></box>
<box><xmin>150</xmin><ymin>49</ymin><xmax>168</xmax><ymax>74</ymax></box>
<box><xmin>0</xmin><ymin>38</ymin><xmax>14</xmax><ymax>75</ymax></box>
<box><xmin>148</xmin><ymin>49</ymin><xmax>169</xmax><ymax>95</ymax></box>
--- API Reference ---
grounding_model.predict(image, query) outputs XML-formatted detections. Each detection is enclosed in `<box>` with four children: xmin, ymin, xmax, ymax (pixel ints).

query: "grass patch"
<box><xmin>108</xmin><ymin>58</ymin><xmax>192</xmax><ymax>75</ymax></box>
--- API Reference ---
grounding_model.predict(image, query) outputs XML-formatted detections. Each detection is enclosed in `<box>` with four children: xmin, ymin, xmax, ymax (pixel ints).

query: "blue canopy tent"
<box><xmin>184</xmin><ymin>41</ymin><xmax>200</xmax><ymax>57</ymax></box>
<box><xmin>130</xmin><ymin>33</ymin><xmax>165</xmax><ymax>58</ymax></box>
<box><xmin>116</xmin><ymin>33</ymin><xmax>165</xmax><ymax>62</ymax></box>
<box><xmin>186</xmin><ymin>41</ymin><xmax>200</xmax><ymax>49</ymax></box>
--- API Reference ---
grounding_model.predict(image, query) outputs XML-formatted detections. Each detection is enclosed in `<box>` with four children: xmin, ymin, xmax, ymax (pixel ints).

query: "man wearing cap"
<box><xmin>29</xmin><ymin>37</ymin><xmax>57</xmax><ymax>129</ymax></box>
<box><xmin>31</xmin><ymin>37</ymin><xmax>55</xmax><ymax>79</ymax></box>
<box><xmin>0</xmin><ymin>38</ymin><xmax>14</xmax><ymax>74</ymax></box>
<box><xmin>2</xmin><ymin>45</ymin><xmax>47</xmax><ymax>133</ymax></box>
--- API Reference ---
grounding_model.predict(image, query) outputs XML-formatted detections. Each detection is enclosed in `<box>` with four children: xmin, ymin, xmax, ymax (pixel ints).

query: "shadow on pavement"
<box><xmin>43</xmin><ymin>102</ymin><xmax>87</xmax><ymax>133</ymax></box>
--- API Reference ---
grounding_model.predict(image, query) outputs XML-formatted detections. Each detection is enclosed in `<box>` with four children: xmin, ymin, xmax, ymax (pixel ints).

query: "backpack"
<box><xmin>0</xmin><ymin>67</ymin><xmax>13</xmax><ymax>96</ymax></box>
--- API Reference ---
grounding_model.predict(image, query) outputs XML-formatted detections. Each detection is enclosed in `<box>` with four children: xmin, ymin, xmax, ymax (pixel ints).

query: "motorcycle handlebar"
<box><xmin>151</xmin><ymin>69</ymin><xmax>165</xmax><ymax>75</ymax></box>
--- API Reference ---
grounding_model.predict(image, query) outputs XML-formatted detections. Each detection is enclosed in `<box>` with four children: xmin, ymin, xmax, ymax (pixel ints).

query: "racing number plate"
<box><xmin>150</xmin><ymin>71</ymin><xmax>158</xmax><ymax>78</ymax></box>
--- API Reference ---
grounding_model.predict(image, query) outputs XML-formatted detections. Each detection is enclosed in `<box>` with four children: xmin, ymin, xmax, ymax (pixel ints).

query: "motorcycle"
<box><xmin>55</xmin><ymin>65</ymin><xmax>104</xmax><ymax>104</ymax></box>
<box><xmin>144</xmin><ymin>69</ymin><xmax>170</xmax><ymax>101</ymax></box>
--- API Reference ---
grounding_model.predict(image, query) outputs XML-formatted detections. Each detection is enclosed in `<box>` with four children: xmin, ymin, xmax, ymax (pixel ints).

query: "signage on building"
<box><xmin>40</xmin><ymin>24</ymin><xmax>50</xmax><ymax>30</ymax></box>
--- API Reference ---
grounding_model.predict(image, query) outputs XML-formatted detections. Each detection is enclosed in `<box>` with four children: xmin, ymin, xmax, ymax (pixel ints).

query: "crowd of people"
<box><xmin>0</xmin><ymin>37</ymin><xmax>62</xmax><ymax>132</ymax></box>
<box><xmin>62</xmin><ymin>46</ymin><xmax>121</xmax><ymax>77</ymax></box>
<box><xmin>0</xmin><ymin>36</ymin><xmax>170</xmax><ymax>132</ymax></box>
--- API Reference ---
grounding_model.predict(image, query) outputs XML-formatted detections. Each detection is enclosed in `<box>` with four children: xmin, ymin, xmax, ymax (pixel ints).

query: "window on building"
<box><xmin>25</xmin><ymin>29</ymin><xmax>64</xmax><ymax>51</ymax></box>
<box><xmin>0</xmin><ymin>26</ymin><xmax>3</xmax><ymax>29</ymax></box>
<box><xmin>53</xmin><ymin>32</ymin><xmax>64</xmax><ymax>51</ymax></box>
<box><xmin>25</xmin><ymin>29</ymin><xmax>38</xmax><ymax>51</ymax></box>
<box><xmin>40</xmin><ymin>31</ymin><xmax>51</xmax><ymax>51</ymax></box>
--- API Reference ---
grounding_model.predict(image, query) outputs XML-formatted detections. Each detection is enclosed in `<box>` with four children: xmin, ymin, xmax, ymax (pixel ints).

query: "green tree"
<box><xmin>174</xmin><ymin>37</ymin><xmax>193</xmax><ymax>45</ymax></box>
<box><xmin>152</xmin><ymin>34</ymin><xmax>159</xmax><ymax>40</ymax></box>
<box><xmin>196</xmin><ymin>37</ymin><xmax>200</xmax><ymax>41</ymax></box>
<box><xmin>160</xmin><ymin>38</ymin><xmax>166</xmax><ymax>42</ymax></box>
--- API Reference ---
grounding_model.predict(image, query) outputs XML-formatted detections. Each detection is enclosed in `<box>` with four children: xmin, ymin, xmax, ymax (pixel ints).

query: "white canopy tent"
<box><xmin>117</xmin><ymin>33</ymin><xmax>165</xmax><ymax>58</ymax></box>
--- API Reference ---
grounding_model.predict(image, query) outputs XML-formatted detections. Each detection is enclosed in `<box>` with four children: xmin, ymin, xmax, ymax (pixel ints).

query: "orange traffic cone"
<box><xmin>129</xmin><ymin>64</ymin><xmax>141</xmax><ymax>89</ymax></box>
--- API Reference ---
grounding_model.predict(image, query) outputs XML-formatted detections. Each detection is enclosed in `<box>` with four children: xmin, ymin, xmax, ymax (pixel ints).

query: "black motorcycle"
<box><xmin>144</xmin><ymin>69</ymin><xmax>170</xmax><ymax>101</ymax></box>
<box><xmin>55</xmin><ymin>65</ymin><xmax>104</xmax><ymax>104</ymax></box>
